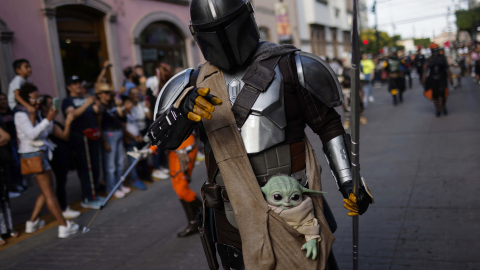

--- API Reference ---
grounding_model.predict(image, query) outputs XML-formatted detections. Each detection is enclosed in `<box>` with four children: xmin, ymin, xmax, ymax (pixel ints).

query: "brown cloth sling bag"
<box><xmin>197</xmin><ymin>60</ymin><xmax>335</xmax><ymax>270</ymax></box>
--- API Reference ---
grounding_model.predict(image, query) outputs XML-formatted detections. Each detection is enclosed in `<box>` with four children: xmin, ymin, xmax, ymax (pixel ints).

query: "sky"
<box><xmin>365</xmin><ymin>0</ymin><xmax>471</xmax><ymax>40</ymax></box>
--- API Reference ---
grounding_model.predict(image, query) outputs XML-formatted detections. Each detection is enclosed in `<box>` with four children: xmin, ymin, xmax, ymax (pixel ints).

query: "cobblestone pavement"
<box><xmin>1</xmin><ymin>77</ymin><xmax>480</xmax><ymax>270</ymax></box>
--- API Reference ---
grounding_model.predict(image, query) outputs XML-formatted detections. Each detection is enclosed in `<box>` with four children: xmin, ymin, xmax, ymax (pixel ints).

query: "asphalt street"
<box><xmin>1</xmin><ymin>77</ymin><xmax>480</xmax><ymax>270</ymax></box>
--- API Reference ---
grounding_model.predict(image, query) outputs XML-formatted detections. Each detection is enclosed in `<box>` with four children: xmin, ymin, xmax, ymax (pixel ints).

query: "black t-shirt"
<box><xmin>101</xmin><ymin>104</ymin><xmax>124</xmax><ymax>131</ymax></box>
<box><xmin>0</xmin><ymin>108</ymin><xmax>16</xmax><ymax>140</ymax></box>
<box><xmin>61</xmin><ymin>96</ymin><xmax>98</xmax><ymax>134</ymax></box>
<box><xmin>49</xmin><ymin>121</ymin><xmax>70</xmax><ymax>168</ymax></box>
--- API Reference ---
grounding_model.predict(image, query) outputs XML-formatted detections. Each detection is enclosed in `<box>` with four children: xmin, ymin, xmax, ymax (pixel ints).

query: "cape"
<box><xmin>197</xmin><ymin>59</ymin><xmax>334</xmax><ymax>269</ymax></box>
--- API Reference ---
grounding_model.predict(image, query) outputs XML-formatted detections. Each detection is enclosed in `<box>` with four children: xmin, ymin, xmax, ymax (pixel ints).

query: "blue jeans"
<box><xmin>363</xmin><ymin>73</ymin><xmax>373</xmax><ymax>108</ymax></box>
<box><xmin>125</xmin><ymin>138</ymin><xmax>140</xmax><ymax>182</ymax></box>
<box><xmin>102</xmin><ymin>131</ymin><xmax>125</xmax><ymax>193</ymax></box>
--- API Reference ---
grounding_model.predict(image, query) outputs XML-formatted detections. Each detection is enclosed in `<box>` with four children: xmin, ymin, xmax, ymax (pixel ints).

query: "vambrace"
<box><xmin>323</xmin><ymin>134</ymin><xmax>353</xmax><ymax>191</ymax></box>
<box><xmin>147</xmin><ymin>107</ymin><xmax>196</xmax><ymax>150</ymax></box>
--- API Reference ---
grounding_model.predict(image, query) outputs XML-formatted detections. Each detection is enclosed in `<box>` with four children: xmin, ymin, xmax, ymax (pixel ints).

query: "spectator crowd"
<box><xmin>0</xmin><ymin>58</ymin><xmax>180</xmax><ymax>245</ymax></box>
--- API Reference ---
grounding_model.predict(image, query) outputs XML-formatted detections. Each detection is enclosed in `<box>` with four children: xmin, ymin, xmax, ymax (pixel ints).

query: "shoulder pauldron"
<box><xmin>294</xmin><ymin>52</ymin><xmax>343</xmax><ymax>107</ymax></box>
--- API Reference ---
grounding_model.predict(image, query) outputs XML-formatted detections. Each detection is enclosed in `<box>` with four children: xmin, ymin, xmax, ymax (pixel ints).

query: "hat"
<box><xmin>66</xmin><ymin>75</ymin><xmax>81</xmax><ymax>85</ymax></box>
<box><xmin>94</xmin><ymin>83</ymin><xmax>114</xmax><ymax>94</ymax></box>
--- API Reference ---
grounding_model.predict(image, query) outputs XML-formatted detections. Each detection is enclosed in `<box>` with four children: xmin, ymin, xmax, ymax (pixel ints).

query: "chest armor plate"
<box><xmin>223</xmin><ymin>64</ymin><xmax>286</xmax><ymax>154</ymax></box>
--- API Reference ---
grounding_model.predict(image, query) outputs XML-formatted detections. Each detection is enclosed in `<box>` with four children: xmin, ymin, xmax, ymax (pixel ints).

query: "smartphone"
<box><xmin>52</xmin><ymin>97</ymin><xmax>60</xmax><ymax>110</ymax></box>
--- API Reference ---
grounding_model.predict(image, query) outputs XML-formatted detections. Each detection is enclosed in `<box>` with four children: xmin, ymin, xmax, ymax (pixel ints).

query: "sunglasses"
<box><xmin>29</xmin><ymin>97</ymin><xmax>44</xmax><ymax>103</ymax></box>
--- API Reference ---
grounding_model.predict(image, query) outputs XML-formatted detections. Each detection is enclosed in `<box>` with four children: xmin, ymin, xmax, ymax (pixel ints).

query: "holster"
<box><xmin>197</xmin><ymin>180</ymin><xmax>223</xmax><ymax>270</ymax></box>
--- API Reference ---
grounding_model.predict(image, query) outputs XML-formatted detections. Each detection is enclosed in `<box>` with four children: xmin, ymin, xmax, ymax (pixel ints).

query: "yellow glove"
<box><xmin>343</xmin><ymin>193</ymin><xmax>359</xmax><ymax>217</ymax></box>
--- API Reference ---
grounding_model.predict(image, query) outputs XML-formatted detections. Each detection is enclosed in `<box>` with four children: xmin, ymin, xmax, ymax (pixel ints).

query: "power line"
<box><xmin>378</xmin><ymin>13</ymin><xmax>449</xmax><ymax>26</ymax></box>
<box><xmin>376</xmin><ymin>4</ymin><xmax>457</xmax><ymax>19</ymax></box>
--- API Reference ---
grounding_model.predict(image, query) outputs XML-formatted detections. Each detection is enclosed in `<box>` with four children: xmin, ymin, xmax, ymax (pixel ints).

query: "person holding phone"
<box><xmin>14</xmin><ymin>83</ymin><xmax>79</xmax><ymax>238</ymax></box>
<box><xmin>40</xmin><ymin>95</ymin><xmax>80</xmax><ymax>219</ymax></box>
<box><xmin>62</xmin><ymin>76</ymin><xmax>103</xmax><ymax>209</ymax></box>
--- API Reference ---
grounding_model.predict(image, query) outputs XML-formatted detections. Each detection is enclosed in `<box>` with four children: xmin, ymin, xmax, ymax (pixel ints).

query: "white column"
<box><xmin>43</xmin><ymin>8</ymin><xmax>66</xmax><ymax>101</ymax></box>
<box><xmin>105</xmin><ymin>14</ymin><xmax>123</xmax><ymax>89</ymax></box>
<box><xmin>0</xmin><ymin>31</ymin><xmax>15</xmax><ymax>93</ymax></box>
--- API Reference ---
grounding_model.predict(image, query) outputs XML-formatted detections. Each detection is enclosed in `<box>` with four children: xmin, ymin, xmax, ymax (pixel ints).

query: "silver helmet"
<box><xmin>189</xmin><ymin>0</ymin><xmax>260</xmax><ymax>70</ymax></box>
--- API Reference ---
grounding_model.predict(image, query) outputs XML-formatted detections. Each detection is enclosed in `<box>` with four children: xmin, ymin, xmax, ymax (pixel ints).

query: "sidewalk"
<box><xmin>1</xmin><ymin>77</ymin><xmax>480</xmax><ymax>269</ymax></box>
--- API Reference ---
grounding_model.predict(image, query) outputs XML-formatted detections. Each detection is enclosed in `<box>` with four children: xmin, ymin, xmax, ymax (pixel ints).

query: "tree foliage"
<box><xmin>360</xmin><ymin>29</ymin><xmax>402</xmax><ymax>54</ymax></box>
<box><xmin>414</xmin><ymin>38</ymin><xmax>431</xmax><ymax>48</ymax></box>
<box><xmin>455</xmin><ymin>7</ymin><xmax>480</xmax><ymax>33</ymax></box>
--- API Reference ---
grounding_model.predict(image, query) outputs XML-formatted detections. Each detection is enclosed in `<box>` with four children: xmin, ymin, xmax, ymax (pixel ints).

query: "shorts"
<box><xmin>21</xmin><ymin>151</ymin><xmax>52</xmax><ymax>176</ymax></box>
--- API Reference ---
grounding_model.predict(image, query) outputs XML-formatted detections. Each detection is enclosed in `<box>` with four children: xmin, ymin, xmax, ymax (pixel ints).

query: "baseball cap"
<box><xmin>66</xmin><ymin>75</ymin><xmax>81</xmax><ymax>86</ymax></box>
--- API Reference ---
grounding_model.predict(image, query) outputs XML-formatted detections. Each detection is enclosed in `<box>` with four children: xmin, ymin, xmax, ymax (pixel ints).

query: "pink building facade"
<box><xmin>0</xmin><ymin>0</ymin><xmax>202</xmax><ymax>101</ymax></box>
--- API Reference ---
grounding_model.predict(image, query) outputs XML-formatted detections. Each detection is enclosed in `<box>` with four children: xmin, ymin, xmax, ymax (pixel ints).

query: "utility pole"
<box><xmin>373</xmin><ymin>0</ymin><xmax>380</xmax><ymax>53</ymax></box>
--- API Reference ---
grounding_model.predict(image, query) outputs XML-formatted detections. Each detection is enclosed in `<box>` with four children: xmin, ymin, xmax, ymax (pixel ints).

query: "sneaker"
<box><xmin>58</xmin><ymin>221</ymin><xmax>79</xmax><ymax>238</ymax></box>
<box><xmin>62</xmin><ymin>206</ymin><xmax>81</xmax><ymax>219</ymax></box>
<box><xmin>8</xmin><ymin>191</ymin><xmax>21</xmax><ymax>198</ymax></box>
<box><xmin>121</xmin><ymin>186</ymin><xmax>131</xmax><ymax>194</ymax></box>
<box><xmin>343</xmin><ymin>120</ymin><xmax>350</xmax><ymax>130</ymax></box>
<box><xmin>114</xmin><ymin>190</ymin><xmax>125</xmax><ymax>198</ymax></box>
<box><xmin>131</xmin><ymin>179</ymin><xmax>147</xmax><ymax>190</ymax></box>
<box><xmin>369</xmin><ymin>96</ymin><xmax>374</xmax><ymax>102</ymax></box>
<box><xmin>25</xmin><ymin>218</ymin><xmax>46</xmax><ymax>233</ymax></box>
<box><xmin>80</xmin><ymin>199</ymin><xmax>102</xmax><ymax>210</ymax></box>
<box><xmin>152</xmin><ymin>169</ymin><xmax>170</xmax><ymax>180</ymax></box>
<box><xmin>160</xmin><ymin>167</ymin><xmax>169</xmax><ymax>174</ymax></box>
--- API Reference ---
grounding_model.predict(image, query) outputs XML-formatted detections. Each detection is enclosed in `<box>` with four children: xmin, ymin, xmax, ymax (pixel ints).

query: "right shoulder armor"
<box><xmin>295</xmin><ymin>51</ymin><xmax>343</xmax><ymax>107</ymax></box>
<box><xmin>153</xmin><ymin>68</ymin><xmax>194</xmax><ymax>120</ymax></box>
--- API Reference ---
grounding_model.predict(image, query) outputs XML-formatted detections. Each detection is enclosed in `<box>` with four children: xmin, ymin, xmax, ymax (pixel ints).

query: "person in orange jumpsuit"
<box><xmin>167</xmin><ymin>134</ymin><xmax>202</xmax><ymax>237</ymax></box>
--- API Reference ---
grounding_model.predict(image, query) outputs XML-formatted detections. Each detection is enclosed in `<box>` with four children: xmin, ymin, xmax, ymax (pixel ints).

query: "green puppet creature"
<box><xmin>260</xmin><ymin>175</ymin><xmax>327</xmax><ymax>260</ymax></box>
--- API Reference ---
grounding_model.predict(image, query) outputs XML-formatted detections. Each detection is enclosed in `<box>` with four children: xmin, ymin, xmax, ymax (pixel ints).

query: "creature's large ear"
<box><xmin>301</xmin><ymin>187</ymin><xmax>327</xmax><ymax>196</ymax></box>
<box><xmin>261</xmin><ymin>186</ymin><xmax>268</xmax><ymax>195</ymax></box>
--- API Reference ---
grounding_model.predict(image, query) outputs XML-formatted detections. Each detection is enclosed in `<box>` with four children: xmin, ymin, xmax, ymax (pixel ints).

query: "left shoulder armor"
<box><xmin>295</xmin><ymin>51</ymin><xmax>343</xmax><ymax>107</ymax></box>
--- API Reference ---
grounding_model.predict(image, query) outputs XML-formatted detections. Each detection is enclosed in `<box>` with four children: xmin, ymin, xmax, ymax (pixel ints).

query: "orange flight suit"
<box><xmin>168</xmin><ymin>134</ymin><xmax>198</xmax><ymax>202</ymax></box>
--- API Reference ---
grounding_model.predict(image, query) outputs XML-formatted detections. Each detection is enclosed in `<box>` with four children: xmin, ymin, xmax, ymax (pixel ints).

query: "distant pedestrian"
<box><xmin>97</xmin><ymin>83</ymin><xmax>130</xmax><ymax>198</ymax></box>
<box><xmin>40</xmin><ymin>96</ymin><xmax>81</xmax><ymax>219</ymax></box>
<box><xmin>384</xmin><ymin>51</ymin><xmax>407</xmax><ymax>106</ymax></box>
<box><xmin>8</xmin><ymin>59</ymin><xmax>32</xmax><ymax>113</ymax></box>
<box><xmin>0</xmin><ymin>93</ymin><xmax>25</xmax><ymax>196</ymax></box>
<box><xmin>14</xmin><ymin>83</ymin><xmax>79</xmax><ymax>238</ymax></box>
<box><xmin>0</xmin><ymin>115</ymin><xmax>19</xmax><ymax>245</ymax></box>
<box><xmin>121</xmin><ymin>67</ymin><xmax>140</xmax><ymax>96</ymax></box>
<box><xmin>423</xmin><ymin>44</ymin><xmax>450</xmax><ymax>117</ymax></box>
<box><xmin>361</xmin><ymin>54</ymin><xmax>375</xmax><ymax>106</ymax></box>
<box><xmin>122</xmin><ymin>95</ymin><xmax>148</xmax><ymax>190</ymax></box>
<box><xmin>62</xmin><ymin>76</ymin><xmax>103</xmax><ymax>209</ymax></box>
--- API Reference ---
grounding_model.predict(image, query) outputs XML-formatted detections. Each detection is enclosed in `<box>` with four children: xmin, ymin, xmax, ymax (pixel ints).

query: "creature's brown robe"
<box><xmin>198</xmin><ymin>61</ymin><xmax>335</xmax><ymax>270</ymax></box>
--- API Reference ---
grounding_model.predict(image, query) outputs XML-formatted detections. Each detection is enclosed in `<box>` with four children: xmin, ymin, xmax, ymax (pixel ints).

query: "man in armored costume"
<box><xmin>148</xmin><ymin>1</ymin><xmax>373</xmax><ymax>269</ymax></box>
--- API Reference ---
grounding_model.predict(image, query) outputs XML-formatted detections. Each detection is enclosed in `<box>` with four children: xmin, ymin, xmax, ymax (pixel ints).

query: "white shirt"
<box><xmin>14</xmin><ymin>111</ymin><xmax>53</xmax><ymax>154</ymax></box>
<box><xmin>125</xmin><ymin>113</ymin><xmax>140</xmax><ymax>137</ymax></box>
<box><xmin>131</xmin><ymin>102</ymin><xmax>148</xmax><ymax>131</ymax></box>
<box><xmin>8</xmin><ymin>75</ymin><xmax>28</xmax><ymax>110</ymax></box>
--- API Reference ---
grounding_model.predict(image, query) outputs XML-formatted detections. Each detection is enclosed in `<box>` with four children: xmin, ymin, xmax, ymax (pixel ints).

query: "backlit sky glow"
<box><xmin>365</xmin><ymin>0</ymin><xmax>470</xmax><ymax>40</ymax></box>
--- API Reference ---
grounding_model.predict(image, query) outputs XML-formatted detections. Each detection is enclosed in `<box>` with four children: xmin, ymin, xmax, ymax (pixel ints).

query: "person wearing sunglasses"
<box><xmin>13</xmin><ymin>83</ymin><xmax>79</xmax><ymax>238</ymax></box>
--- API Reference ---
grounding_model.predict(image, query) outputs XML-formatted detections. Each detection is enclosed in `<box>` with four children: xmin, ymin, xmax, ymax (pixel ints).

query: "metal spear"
<box><xmin>350</xmin><ymin>0</ymin><xmax>361</xmax><ymax>269</ymax></box>
<box><xmin>82</xmin><ymin>143</ymin><xmax>151</xmax><ymax>234</ymax></box>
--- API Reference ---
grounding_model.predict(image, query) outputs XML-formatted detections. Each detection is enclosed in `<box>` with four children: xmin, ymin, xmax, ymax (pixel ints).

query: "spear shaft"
<box><xmin>350</xmin><ymin>0</ymin><xmax>361</xmax><ymax>269</ymax></box>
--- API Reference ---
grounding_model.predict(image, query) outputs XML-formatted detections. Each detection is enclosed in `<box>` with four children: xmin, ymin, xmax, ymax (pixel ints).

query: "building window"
<box><xmin>259</xmin><ymin>27</ymin><xmax>270</xmax><ymax>41</ymax></box>
<box><xmin>310</xmin><ymin>24</ymin><xmax>327</xmax><ymax>57</ymax></box>
<box><xmin>346</xmin><ymin>0</ymin><xmax>353</xmax><ymax>13</ymax></box>
<box><xmin>343</xmin><ymin>31</ymin><xmax>352</xmax><ymax>53</ymax></box>
<box><xmin>139</xmin><ymin>21</ymin><xmax>187</xmax><ymax>77</ymax></box>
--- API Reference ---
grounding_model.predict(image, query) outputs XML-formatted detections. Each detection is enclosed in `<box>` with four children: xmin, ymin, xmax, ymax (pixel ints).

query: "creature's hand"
<box><xmin>127</xmin><ymin>147</ymin><xmax>152</xmax><ymax>160</ymax></box>
<box><xmin>301</xmin><ymin>239</ymin><xmax>318</xmax><ymax>260</ymax></box>
<box><xmin>341</xmin><ymin>180</ymin><xmax>373</xmax><ymax>216</ymax></box>
<box><xmin>180</xmin><ymin>87</ymin><xmax>222</xmax><ymax>122</ymax></box>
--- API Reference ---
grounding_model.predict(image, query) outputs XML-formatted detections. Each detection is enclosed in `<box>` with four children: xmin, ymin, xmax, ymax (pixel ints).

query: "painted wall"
<box><xmin>0</xmin><ymin>0</ymin><xmax>55</xmax><ymax>96</ymax></box>
<box><xmin>0</xmin><ymin>0</ymin><xmax>197</xmax><ymax>97</ymax></box>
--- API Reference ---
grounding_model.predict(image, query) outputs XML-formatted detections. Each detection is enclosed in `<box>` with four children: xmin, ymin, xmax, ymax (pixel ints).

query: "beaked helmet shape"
<box><xmin>261</xmin><ymin>175</ymin><xmax>326</xmax><ymax>210</ymax></box>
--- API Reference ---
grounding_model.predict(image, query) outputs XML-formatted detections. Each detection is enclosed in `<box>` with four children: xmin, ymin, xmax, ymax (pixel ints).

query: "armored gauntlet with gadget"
<box><xmin>323</xmin><ymin>134</ymin><xmax>374</xmax><ymax>216</ymax></box>
<box><xmin>147</xmin><ymin>77</ymin><xmax>222</xmax><ymax>150</ymax></box>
